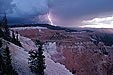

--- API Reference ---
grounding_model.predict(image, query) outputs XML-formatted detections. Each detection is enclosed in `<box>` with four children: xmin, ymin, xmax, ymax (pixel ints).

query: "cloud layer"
<box><xmin>0</xmin><ymin>0</ymin><xmax>16</xmax><ymax>16</ymax></box>
<box><xmin>0</xmin><ymin>0</ymin><xmax>113</xmax><ymax>27</ymax></box>
<box><xmin>80</xmin><ymin>16</ymin><xmax>113</xmax><ymax>28</ymax></box>
<box><xmin>0</xmin><ymin>0</ymin><xmax>49</xmax><ymax>24</ymax></box>
<box><xmin>49</xmin><ymin>0</ymin><xmax>113</xmax><ymax>26</ymax></box>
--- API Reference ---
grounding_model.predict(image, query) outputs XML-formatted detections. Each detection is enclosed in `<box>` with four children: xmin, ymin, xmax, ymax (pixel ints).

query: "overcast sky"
<box><xmin>0</xmin><ymin>0</ymin><xmax>113</xmax><ymax>28</ymax></box>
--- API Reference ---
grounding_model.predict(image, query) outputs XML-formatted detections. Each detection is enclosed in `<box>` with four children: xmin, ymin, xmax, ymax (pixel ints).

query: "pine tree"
<box><xmin>15</xmin><ymin>32</ymin><xmax>22</xmax><ymax>47</ymax></box>
<box><xmin>0</xmin><ymin>40</ymin><xmax>3</xmax><ymax>73</ymax></box>
<box><xmin>37</xmin><ymin>45</ymin><xmax>46</xmax><ymax>75</ymax></box>
<box><xmin>35</xmin><ymin>40</ymin><xmax>42</xmax><ymax>46</ymax></box>
<box><xmin>16</xmin><ymin>32</ymin><xmax>19</xmax><ymax>41</ymax></box>
<box><xmin>1</xmin><ymin>12</ymin><xmax>11</xmax><ymax>41</ymax></box>
<box><xmin>0</xmin><ymin>46</ymin><xmax>18</xmax><ymax>75</ymax></box>
<box><xmin>0</xmin><ymin>28</ymin><xmax>3</xmax><ymax>37</ymax></box>
<box><xmin>28</xmin><ymin>41</ymin><xmax>46</xmax><ymax>75</ymax></box>
<box><xmin>12</xmin><ymin>31</ymin><xmax>16</xmax><ymax>43</ymax></box>
<box><xmin>0</xmin><ymin>54</ymin><xmax>4</xmax><ymax>73</ymax></box>
<box><xmin>72</xmin><ymin>68</ymin><xmax>76</xmax><ymax>74</ymax></box>
<box><xmin>12</xmin><ymin>31</ymin><xmax>22</xmax><ymax>47</ymax></box>
<box><xmin>0</xmin><ymin>40</ymin><xmax>2</xmax><ymax>48</ymax></box>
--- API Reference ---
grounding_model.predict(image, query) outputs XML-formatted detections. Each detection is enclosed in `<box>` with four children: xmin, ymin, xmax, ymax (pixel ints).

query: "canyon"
<box><xmin>10</xmin><ymin>26</ymin><xmax>113</xmax><ymax>75</ymax></box>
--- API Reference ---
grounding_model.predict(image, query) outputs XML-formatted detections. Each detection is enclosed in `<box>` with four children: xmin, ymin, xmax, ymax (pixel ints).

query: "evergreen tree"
<box><xmin>12</xmin><ymin>31</ymin><xmax>22</xmax><ymax>47</ymax></box>
<box><xmin>0</xmin><ymin>46</ymin><xmax>18</xmax><ymax>75</ymax></box>
<box><xmin>0</xmin><ymin>54</ymin><xmax>4</xmax><ymax>74</ymax></box>
<box><xmin>72</xmin><ymin>68</ymin><xmax>76</xmax><ymax>74</ymax></box>
<box><xmin>12</xmin><ymin>31</ymin><xmax>16</xmax><ymax>44</ymax></box>
<box><xmin>0</xmin><ymin>28</ymin><xmax>3</xmax><ymax>37</ymax></box>
<box><xmin>35</xmin><ymin>40</ymin><xmax>42</xmax><ymax>46</ymax></box>
<box><xmin>15</xmin><ymin>32</ymin><xmax>22</xmax><ymax>47</ymax></box>
<box><xmin>0</xmin><ymin>12</ymin><xmax>11</xmax><ymax>41</ymax></box>
<box><xmin>0</xmin><ymin>40</ymin><xmax>2</xmax><ymax>47</ymax></box>
<box><xmin>12</xmin><ymin>31</ymin><xmax>15</xmax><ymax>40</ymax></box>
<box><xmin>16</xmin><ymin>32</ymin><xmax>19</xmax><ymax>41</ymax></box>
<box><xmin>28</xmin><ymin>41</ymin><xmax>46</xmax><ymax>75</ymax></box>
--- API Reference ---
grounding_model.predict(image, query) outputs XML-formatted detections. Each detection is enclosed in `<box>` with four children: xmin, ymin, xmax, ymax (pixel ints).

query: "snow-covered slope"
<box><xmin>45</xmin><ymin>54</ymin><xmax>72</xmax><ymax>75</ymax></box>
<box><xmin>0</xmin><ymin>37</ymin><xmax>72</xmax><ymax>75</ymax></box>
<box><xmin>19</xmin><ymin>36</ymin><xmax>37</xmax><ymax>51</ymax></box>
<box><xmin>1</xmin><ymin>38</ymin><xmax>34</xmax><ymax>75</ymax></box>
<box><xmin>9</xmin><ymin>42</ymin><xmax>33</xmax><ymax>75</ymax></box>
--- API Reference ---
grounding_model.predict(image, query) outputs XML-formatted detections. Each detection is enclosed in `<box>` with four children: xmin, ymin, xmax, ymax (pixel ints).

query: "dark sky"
<box><xmin>0</xmin><ymin>0</ymin><xmax>113</xmax><ymax>27</ymax></box>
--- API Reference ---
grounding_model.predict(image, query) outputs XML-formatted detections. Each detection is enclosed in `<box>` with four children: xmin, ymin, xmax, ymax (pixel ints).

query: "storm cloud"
<box><xmin>0</xmin><ymin>0</ymin><xmax>15</xmax><ymax>14</ymax></box>
<box><xmin>49</xmin><ymin>0</ymin><xmax>113</xmax><ymax>26</ymax></box>
<box><xmin>0</xmin><ymin>0</ymin><xmax>113</xmax><ymax>26</ymax></box>
<box><xmin>0</xmin><ymin>0</ymin><xmax>49</xmax><ymax>24</ymax></box>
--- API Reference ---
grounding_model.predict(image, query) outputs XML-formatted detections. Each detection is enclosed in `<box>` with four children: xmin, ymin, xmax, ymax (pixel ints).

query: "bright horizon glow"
<box><xmin>48</xmin><ymin>13</ymin><xmax>54</xmax><ymax>25</ymax></box>
<box><xmin>80</xmin><ymin>16</ymin><xmax>113</xmax><ymax>28</ymax></box>
<box><xmin>80</xmin><ymin>24</ymin><xmax>113</xmax><ymax>28</ymax></box>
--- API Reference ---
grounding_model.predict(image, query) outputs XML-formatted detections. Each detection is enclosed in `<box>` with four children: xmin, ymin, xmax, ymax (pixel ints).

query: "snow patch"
<box><xmin>45</xmin><ymin>58</ymin><xmax>73</xmax><ymax>75</ymax></box>
<box><xmin>44</xmin><ymin>52</ymin><xmax>73</xmax><ymax>75</ymax></box>
<box><xmin>20</xmin><ymin>36</ymin><xmax>37</xmax><ymax>51</ymax></box>
<box><xmin>10</xmin><ymin>26</ymin><xmax>47</xmax><ymax>30</ymax></box>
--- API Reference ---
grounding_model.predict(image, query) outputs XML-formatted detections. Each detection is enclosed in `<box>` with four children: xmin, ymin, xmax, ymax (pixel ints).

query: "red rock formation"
<box><xmin>11</xmin><ymin>27</ymin><xmax>113</xmax><ymax>75</ymax></box>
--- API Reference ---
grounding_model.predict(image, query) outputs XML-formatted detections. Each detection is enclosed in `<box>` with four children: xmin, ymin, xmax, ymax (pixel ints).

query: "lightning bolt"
<box><xmin>48</xmin><ymin>13</ymin><xmax>54</xmax><ymax>25</ymax></box>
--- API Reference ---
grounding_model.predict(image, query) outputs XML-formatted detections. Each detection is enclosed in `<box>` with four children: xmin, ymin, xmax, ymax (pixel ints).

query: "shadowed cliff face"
<box><xmin>11</xmin><ymin>27</ymin><xmax>113</xmax><ymax>75</ymax></box>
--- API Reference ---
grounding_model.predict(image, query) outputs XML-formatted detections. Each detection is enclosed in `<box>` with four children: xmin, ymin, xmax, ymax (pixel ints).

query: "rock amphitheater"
<box><xmin>11</xmin><ymin>27</ymin><xmax>113</xmax><ymax>75</ymax></box>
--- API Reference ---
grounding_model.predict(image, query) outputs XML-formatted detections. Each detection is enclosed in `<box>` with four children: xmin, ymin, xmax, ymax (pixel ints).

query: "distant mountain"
<box><xmin>9</xmin><ymin>24</ymin><xmax>94</xmax><ymax>32</ymax></box>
